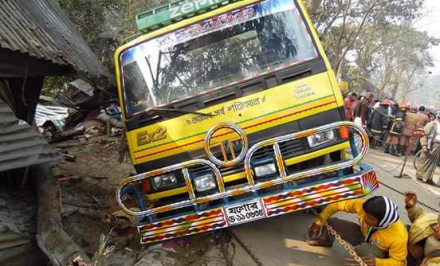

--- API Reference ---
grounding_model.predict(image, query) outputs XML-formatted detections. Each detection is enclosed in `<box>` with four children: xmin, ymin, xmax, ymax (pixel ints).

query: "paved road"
<box><xmin>230</xmin><ymin>149</ymin><xmax>440</xmax><ymax>266</ymax></box>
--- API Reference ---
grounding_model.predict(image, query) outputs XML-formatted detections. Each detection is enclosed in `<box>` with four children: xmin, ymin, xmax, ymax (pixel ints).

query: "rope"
<box><xmin>370</xmin><ymin>156</ymin><xmax>406</xmax><ymax>173</ymax></box>
<box><xmin>366</xmin><ymin>128</ymin><xmax>387</xmax><ymax>144</ymax></box>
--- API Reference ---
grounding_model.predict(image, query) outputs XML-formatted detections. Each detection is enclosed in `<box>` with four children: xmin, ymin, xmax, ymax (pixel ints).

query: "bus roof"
<box><xmin>136</xmin><ymin>0</ymin><xmax>239</xmax><ymax>33</ymax></box>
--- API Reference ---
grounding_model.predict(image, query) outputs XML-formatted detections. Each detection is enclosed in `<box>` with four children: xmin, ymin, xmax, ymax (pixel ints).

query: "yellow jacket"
<box><xmin>407</xmin><ymin>204</ymin><xmax>440</xmax><ymax>266</ymax></box>
<box><xmin>314</xmin><ymin>199</ymin><xmax>408</xmax><ymax>266</ymax></box>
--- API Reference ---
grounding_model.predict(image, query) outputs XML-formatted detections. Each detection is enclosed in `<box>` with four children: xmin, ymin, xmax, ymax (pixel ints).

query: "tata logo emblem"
<box><xmin>203</xmin><ymin>123</ymin><xmax>248</xmax><ymax>168</ymax></box>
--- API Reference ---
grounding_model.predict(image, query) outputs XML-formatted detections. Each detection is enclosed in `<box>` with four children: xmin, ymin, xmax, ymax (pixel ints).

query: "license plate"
<box><xmin>225</xmin><ymin>199</ymin><xmax>265</xmax><ymax>225</ymax></box>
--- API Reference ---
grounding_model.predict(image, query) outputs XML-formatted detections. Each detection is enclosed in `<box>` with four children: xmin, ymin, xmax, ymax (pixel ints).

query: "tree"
<box><xmin>352</xmin><ymin>24</ymin><xmax>438</xmax><ymax>100</ymax></box>
<box><xmin>309</xmin><ymin>0</ymin><xmax>424</xmax><ymax>77</ymax></box>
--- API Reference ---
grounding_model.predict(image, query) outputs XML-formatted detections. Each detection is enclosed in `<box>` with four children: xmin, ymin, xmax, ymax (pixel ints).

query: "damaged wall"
<box><xmin>0</xmin><ymin>98</ymin><xmax>60</xmax><ymax>173</ymax></box>
<box><xmin>0</xmin><ymin>0</ymin><xmax>116</xmax><ymax>264</ymax></box>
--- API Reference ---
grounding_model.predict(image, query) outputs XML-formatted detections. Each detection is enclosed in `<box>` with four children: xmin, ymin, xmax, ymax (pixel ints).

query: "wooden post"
<box><xmin>34</xmin><ymin>165</ymin><xmax>90</xmax><ymax>266</ymax></box>
<box><xmin>395</xmin><ymin>136</ymin><xmax>413</xmax><ymax>178</ymax></box>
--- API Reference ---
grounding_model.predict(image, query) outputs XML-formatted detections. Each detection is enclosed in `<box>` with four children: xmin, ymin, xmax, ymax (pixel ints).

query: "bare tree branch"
<box><xmin>335</xmin><ymin>0</ymin><xmax>380</xmax><ymax>76</ymax></box>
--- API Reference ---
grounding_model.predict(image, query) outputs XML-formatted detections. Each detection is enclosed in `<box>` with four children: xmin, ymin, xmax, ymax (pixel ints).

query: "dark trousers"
<box><xmin>318</xmin><ymin>218</ymin><xmax>388</xmax><ymax>258</ymax></box>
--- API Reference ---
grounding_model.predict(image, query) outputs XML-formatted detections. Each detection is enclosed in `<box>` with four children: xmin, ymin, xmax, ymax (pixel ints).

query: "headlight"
<box><xmin>152</xmin><ymin>173</ymin><xmax>177</xmax><ymax>189</ymax></box>
<box><xmin>194</xmin><ymin>174</ymin><xmax>216</xmax><ymax>192</ymax></box>
<box><xmin>254</xmin><ymin>163</ymin><xmax>277</xmax><ymax>177</ymax></box>
<box><xmin>307</xmin><ymin>130</ymin><xmax>336</xmax><ymax>147</ymax></box>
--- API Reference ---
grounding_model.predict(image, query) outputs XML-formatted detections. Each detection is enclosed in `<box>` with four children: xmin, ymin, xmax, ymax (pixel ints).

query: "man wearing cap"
<box><xmin>404</xmin><ymin>192</ymin><xmax>440</xmax><ymax>266</ymax></box>
<box><xmin>416</xmin><ymin>111</ymin><xmax>440</xmax><ymax>186</ymax></box>
<box><xmin>308</xmin><ymin>196</ymin><xmax>408</xmax><ymax>266</ymax></box>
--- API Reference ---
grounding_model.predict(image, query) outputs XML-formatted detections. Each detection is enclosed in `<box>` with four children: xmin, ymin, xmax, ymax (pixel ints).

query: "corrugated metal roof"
<box><xmin>0</xmin><ymin>99</ymin><xmax>60</xmax><ymax>172</ymax></box>
<box><xmin>0</xmin><ymin>0</ymin><xmax>111</xmax><ymax>79</ymax></box>
<box><xmin>69</xmin><ymin>79</ymin><xmax>95</xmax><ymax>97</ymax></box>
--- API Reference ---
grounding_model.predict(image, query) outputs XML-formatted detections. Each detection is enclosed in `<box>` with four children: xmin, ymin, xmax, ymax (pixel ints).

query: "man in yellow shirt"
<box><xmin>308</xmin><ymin>196</ymin><xmax>408</xmax><ymax>266</ymax></box>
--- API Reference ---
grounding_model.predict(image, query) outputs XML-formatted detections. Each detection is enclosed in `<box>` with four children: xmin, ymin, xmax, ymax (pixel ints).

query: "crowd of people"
<box><xmin>343</xmin><ymin>91</ymin><xmax>440</xmax><ymax>186</ymax></box>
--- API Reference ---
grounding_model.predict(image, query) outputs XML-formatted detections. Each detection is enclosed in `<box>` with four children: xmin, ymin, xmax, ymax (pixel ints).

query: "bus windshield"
<box><xmin>120</xmin><ymin>0</ymin><xmax>319</xmax><ymax>116</ymax></box>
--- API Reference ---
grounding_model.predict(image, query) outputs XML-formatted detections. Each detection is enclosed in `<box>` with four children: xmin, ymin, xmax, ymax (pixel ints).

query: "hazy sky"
<box><xmin>415</xmin><ymin>0</ymin><xmax>440</xmax><ymax>76</ymax></box>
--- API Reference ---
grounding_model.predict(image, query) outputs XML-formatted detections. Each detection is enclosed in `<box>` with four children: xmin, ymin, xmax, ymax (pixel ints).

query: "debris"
<box><xmin>35</xmin><ymin>104</ymin><xmax>69</xmax><ymax>132</ymax></box>
<box><xmin>69</xmin><ymin>79</ymin><xmax>95</xmax><ymax>97</ymax></box>
<box><xmin>89</xmin><ymin>176</ymin><xmax>108</xmax><ymax>182</ymax></box>
<box><xmin>55</xmin><ymin>142</ymin><xmax>87</xmax><ymax>149</ymax></box>
<box><xmin>91</xmin><ymin>231</ymin><xmax>116</xmax><ymax>266</ymax></box>
<box><xmin>111</xmin><ymin>127</ymin><xmax>122</xmax><ymax>136</ymax></box>
<box><xmin>50</xmin><ymin>124</ymin><xmax>86</xmax><ymax>143</ymax></box>
<box><xmin>97</xmin><ymin>108</ymin><xmax>123</xmax><ymax>128</ymax></box>
<box><xmin>61</xmin><ymin>204</ymin><xmax>78</xmax><ymax>217</ymax></box>
<box><xmin>56</xmin><ymin>79</ymin><xmax>97</xmax><ymax>109</ymax></box>
<box><xmin>0</xmin><ymin>231</ymin><xmax>30</xmax><ymax>250</ymax></box>
<box><xmin>55</xmin><ymin>175</ymin><xmax>83</xmax><ymax>183</ymax></box>
<box><xmin>101</xmin><ymin>137</ymin><xmax>115</xmax><ymax>144</ymax></box>
<box><xmin>34</xmin><ymin>165</ymin><xmax>91</xmax><ymax>265</ymax></box>
<box><xmin>77</xmin><ymin>208</ymin><xmax>104</xmax><ymax>222</ymax></box>
<box><xmin>134</xmin><ymin>245</ymin><xmax>176</xmax><ymax>266</ymax></box>
<box><xmin>84</xmin><ymin>126</ymin><xmax>102</xmax><ymax>136</ymax></box>
<box><xmin>111</xmin><ymin>215</ymin><xmax>131</xmax><ymax>235</ymax></box>
<box><xmin>92</xmin><ymin>196</ymin><xmax>100</xmax><ymax>204</ymax></box>
<box><xmin>162</xmin><ymin>239</ymin><xmax>188</xmax><ymax>249</ymax></box>
<box><xmin>68</xmin><ymin>256</ymin><xmax>89</xmax><ymax>266</ymax></box>
<box><xmin>124</xmin><ymin>247</ymin><xmax>140</xmax><ymax>254</ymax></box>
<box><xmin>63</xmin><ymin>153</ymin><xmax>77</xmax><ymax>162</ymax></box>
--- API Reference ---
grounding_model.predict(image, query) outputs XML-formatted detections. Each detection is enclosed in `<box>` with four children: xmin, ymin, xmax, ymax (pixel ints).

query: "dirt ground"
<box><xmin>53</xmin><ymin>134</ymin><xmax>236</xmax><ymax>265</ymax></box>
<box><xmin>49</xmin><ymin>130</ymin><xmax>440</xmax><ymax>266</ymax></box>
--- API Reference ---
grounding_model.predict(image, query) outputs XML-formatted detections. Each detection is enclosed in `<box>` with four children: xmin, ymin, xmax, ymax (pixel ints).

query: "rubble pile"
<box><xmin>35</xmin><ymin>84</ymin><xmax>234</xmax><ymax>265</ymax></box>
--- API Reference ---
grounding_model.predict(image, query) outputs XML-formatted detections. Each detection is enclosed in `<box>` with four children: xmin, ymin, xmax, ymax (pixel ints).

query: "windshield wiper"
<box><xmin>147</xmin><ymin>107</ymin><xmax>215</xmax><ymax>117</ymax></box>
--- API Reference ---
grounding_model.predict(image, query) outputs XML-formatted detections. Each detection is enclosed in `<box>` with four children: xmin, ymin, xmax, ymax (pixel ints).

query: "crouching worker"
<box><xmin>404</xmin><ymin>192</ymin><xmax>440</xmax><ymax>266</ymax></box>
<box><xmin>308</xmin><ymin>196</ymin><xmax>408</xmax><ymax>266</ymax></box>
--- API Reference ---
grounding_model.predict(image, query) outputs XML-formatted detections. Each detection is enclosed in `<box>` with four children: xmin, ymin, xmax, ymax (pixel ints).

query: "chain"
<box><xmin>326</xmin><ymin>224</ymin><xmax>368</xmax><ymax>266</ymax></box>
<box><xmin>229</xmin><ymin>193</ymin><xmax>438</xmax><ymax>266</ymax></box>
<box><xmin>310</xmin><ymin>209</ymin><xmax>368</xmax><ymax>266</ymax></box>
<box><xmin>378</xmin><ymin>181</ymin><xmax>440</xmax><ymax>213</ymax></box>
<box><xmin>228</xmin><ymin>229</ymin><xmax>263</xmax><ymax>266</ymax></box>
<box><xmin>225</xmin><ymin>180</ymin><xmax>439</xmax><ymax>266</ymax></box>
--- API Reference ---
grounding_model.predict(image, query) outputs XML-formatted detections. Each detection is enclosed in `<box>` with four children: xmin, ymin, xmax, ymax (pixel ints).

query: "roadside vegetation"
<box><xmin>45</xmin><ymin>0</ymin><xmax>439</xmax><ymax>104</ymax></box>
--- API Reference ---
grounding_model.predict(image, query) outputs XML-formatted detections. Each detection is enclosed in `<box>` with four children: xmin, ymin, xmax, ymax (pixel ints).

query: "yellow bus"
<box><xmin>114</xmin><ymin>0</ymin><xmax>378</xmax><ymax>244</ymax></box>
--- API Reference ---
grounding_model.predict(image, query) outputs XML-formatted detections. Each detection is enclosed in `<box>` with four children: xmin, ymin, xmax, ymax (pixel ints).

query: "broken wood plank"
<box><xmin>34</xmin><ymin>165</ymin><xmax>91</xmax><ymax>266</ymax></box>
